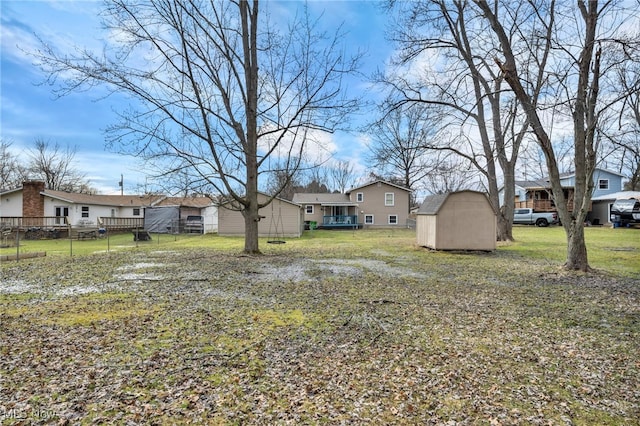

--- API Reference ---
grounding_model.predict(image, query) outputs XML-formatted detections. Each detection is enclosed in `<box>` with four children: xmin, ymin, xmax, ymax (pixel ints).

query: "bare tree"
<box><xmin>329</xmin><ymin>159</ymin><xmax>357</xmax><ymax>193</ymax></box>
<box><xmin>609</xmin><ymin>50</ymin><xmax>640</xmax><ymax>190</ymax></box>
<box><xmin>380</xmin><ymin>0</ymin><xmax>538</xmax><ymax>241</ymax></box>
<box><xmin>366</xmin><ymin>105</ymin><xmax>439</xmax><ymax>195</ymax></box>
<box><xmin>34</xmin><ymin>0</ymin><xmax>360</xmax><ymax>253</ymax></box>
<box><xmin>475</xmin><ymin>0</ymin><xmax>639</xmax><ymax>271</ymax></box>
<box><xmin>428</xmin><ymin>153</ymin><xmax>480</xmax><ymax>195</ymax></box>
<box><xmin>26</xmin><ymin>139</ymin><xmax>92</xmax><ymax>193</ymax></box>
<box><xmin>265</xmin><ymin>165</ymin><xmax>302</xmax><ymax>201</ymax></box>
<box><xmin>0</xmin><ymin>140</ymin><xmax>27</xmax><ymax>189</ymax></box>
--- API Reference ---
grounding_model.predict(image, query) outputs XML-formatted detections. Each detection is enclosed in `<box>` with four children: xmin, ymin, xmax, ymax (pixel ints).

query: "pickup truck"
<box><xmin>513</xmin><ymin>208</ymin><xmax>558</xmax><ymax>227</ymax></box>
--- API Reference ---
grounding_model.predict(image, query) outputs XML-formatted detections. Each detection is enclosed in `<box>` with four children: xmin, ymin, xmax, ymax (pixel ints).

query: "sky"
<box><xmin>1</xmin><ymin>0</ymin><xmax>392</xmax><ymax>195</ymax></box>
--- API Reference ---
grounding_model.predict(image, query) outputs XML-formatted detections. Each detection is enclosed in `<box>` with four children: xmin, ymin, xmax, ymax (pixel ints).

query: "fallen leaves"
<box><xmin>1</xmin><ymin>247</ymin><xmax>638</xmax><ymax>424</ymax></box>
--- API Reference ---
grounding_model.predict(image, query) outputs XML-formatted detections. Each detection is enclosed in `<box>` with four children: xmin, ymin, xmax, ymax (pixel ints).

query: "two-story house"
<box><xmin>292</xmin><ymin>180</ymin><xmax>411</xmax><ymax>229</ymax></box>
<box><xmin>499</xmin><ymin>168</ymin><xmax>631</xmax><ymax>224</ymax></box>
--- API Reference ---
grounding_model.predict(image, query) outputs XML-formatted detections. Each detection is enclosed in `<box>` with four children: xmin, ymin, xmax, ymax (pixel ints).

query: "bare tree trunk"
<box><xmin>243</xmin><ymin>204</ymin><xmax>260</xmax><ymax>254</ymax></box>
<box><xmin>566</xmin><ymin>221</ymin><xmax>588</xmax><ymax>271</ymax></box>
<box><xmin>498</xmin><ymin>167</ymin><xmax>515</xmax><ymax>241</ymax></box>
<box><xmin>475</xmin><ymin>0</ymin><xmax>601</xmax><ymax>271</ymax></box>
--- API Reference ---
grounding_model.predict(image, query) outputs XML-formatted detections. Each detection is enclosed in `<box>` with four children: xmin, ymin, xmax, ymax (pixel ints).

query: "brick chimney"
<box><xmin>22</xmin><ymin>181</ymin><xmax>46</xmax><ymax>217</ymax></box>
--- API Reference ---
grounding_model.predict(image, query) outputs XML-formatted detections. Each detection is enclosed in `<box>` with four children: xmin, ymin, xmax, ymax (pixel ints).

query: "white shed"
<box><xmin>416</xmin><ymin>190</ymin><xmax>496</xmax><ymax>251</ymax></box>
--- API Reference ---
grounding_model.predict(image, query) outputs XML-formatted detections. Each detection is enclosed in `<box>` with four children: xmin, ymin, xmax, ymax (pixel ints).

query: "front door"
<box><xmin>55</xmin><ymin>206</ymin><xmax>69</xmax><ymax>224</ymax></box>
<box><xmin>332</xmin><ymin>206</ymin><xmax>347</xmax><ymax>216</ymax></box>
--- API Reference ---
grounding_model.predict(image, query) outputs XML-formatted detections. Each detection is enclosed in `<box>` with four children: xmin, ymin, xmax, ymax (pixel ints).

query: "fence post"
<box><xmin>68</xmin><ymin>220</ymin><xmax>73</xmax><ymax>257</ymax></box>
<box><xmin>15</xmin><ymin>227</ymin><xmax>20</xmax><ymax>261</ymax></box>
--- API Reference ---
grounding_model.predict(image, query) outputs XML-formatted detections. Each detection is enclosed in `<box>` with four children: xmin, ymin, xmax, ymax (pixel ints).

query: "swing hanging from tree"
<box><xmin>267</xmin><ymin>202</ymin><xmax>286</xmax><ymax>244</ymax></box>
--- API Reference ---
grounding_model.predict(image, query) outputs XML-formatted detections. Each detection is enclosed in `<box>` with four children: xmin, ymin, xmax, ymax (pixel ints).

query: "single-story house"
<box><xmin>416</xmin><ymin>190</ymin><xmax>496</xmax><ymax>251</ymax></box>
<box><xmin>589</xmin><ymin>191</ymin><xmax>640</xmax><ymax>225</ymax></box>
<box><xmin>0</xmin><ymin>181</ymin><xmax>217</xmax><ymax>232</ymax></box>
<box><xmin>293</xmin><ymin>180</ymin><xmax>412</xmax><ymax>229</ymax></box>
<box><xmin>217</xmin><ymin>193</ymin><xmax>304</xmax><ymax>238</ymax></box>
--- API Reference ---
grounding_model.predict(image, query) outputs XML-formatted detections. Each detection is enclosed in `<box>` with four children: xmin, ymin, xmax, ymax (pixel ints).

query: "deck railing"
<box><xmin>98</xmin><ymin>217</ymin><xmax>144</xmax><ymax>230</ymax></box>
<box><xmin>0</xmin><ymin>216</ymin><xmax>69</xmax><ymax>228</ymax></box>
<box><xmin>322</xmin><ymin>215</ymin><xmax>359</xmax><ymax>227</ymax></box>
<box><xmin>514</xmin><ymin>200</ymin><xmax>589</xmax><ymax>212</ymax></box>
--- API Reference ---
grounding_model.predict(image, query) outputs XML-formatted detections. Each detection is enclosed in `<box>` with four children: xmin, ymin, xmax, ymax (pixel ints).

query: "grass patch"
<box><xmin>2</xmin><ymin>292</ymin><xmax>156</xmax><ymax>326</ymax></box>
<box><xmin>0</xmin><ymin>227</ymin><xmax>638</xmax><ymax>424</ymax></box>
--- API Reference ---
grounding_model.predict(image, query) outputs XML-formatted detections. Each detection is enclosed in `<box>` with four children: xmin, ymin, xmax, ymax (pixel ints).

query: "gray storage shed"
<box><xmin>144</xmin><ymin>206</ymin><xmax>180</xmax><ymax>233</ymax></box>
<box><xmin>416</xmin><ymin>190</ymin><xmax>496</xmax><ymax>251</ymax></box>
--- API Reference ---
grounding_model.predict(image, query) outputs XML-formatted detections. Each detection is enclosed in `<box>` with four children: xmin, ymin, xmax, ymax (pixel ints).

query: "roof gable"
<box><xmin>347</xmin><ymin>180</ymin><xmax>411</xmax><ymax>194</ymax></box>
<box><xmin>292</xmin><ymin>193</ymin><xmax>350</xmax><ymax>204</ymax></box>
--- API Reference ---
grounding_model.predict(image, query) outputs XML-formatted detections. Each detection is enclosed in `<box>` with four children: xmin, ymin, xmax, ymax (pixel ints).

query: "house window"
<box><xmin>385</xmin><ymin>193</ymin><xmax>395</xmax><ymax>206</ymax></box>
<box><xmin>81</xmin><ymin>206</ymin><xmax>90</xmax><ymax>218</ymax></box>
<box><xmin>356</xmin><ymin>192</ymin><xmax>364</xmax><ymax>202</ymax></box>
<box><xmin>364</xmin><ymin>214</ymin><xmax>374</xmax><ymax>224</ymax></box>
<box><xmin>388</xmin><ymin>215</ymin><xmax>398</xmax><ymax>225</ymax></box>
<box><xmin>598</xmin><ymin>179</ymin><xmax>609</xmax><ymax>190</ymax></box>
<box><xmin>305</xmin><ymin>205</ymin><xmax>314</xmax><ymax>214</ymax></box>
<box><xmin>133</xmin><ymin>208</ymin><xmax>141</xmax><ymax>216</ymax></box>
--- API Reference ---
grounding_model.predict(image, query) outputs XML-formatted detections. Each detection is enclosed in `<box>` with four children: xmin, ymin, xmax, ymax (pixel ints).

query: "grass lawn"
<box><xmin>1</xmin><ymin>227</ymin><xmax>638</xmax><ymax>424</ymax></box>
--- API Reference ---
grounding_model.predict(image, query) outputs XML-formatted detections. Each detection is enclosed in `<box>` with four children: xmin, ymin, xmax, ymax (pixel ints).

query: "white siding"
<box><xmin>0</xmin><ymin>192</ymin><xmax>23</xmax><ymax>216</ymax></box>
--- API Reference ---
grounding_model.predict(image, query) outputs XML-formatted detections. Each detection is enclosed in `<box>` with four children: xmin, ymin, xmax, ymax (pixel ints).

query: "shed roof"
<box><xmin>417</xmin><ymin>190</ymin><xmax>493</xmax><ymax>215</ymax></box>
<box><xmin>416</xmin><ymin>193</ymin><xmax>448</xmax><ymax>215</ymax></box>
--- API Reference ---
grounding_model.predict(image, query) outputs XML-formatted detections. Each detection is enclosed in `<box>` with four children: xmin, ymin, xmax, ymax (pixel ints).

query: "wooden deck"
<box><xmin>514</xmin><ymin>200</ymin><xmax>590</xmax><ymax>212</ymax></box>
<box><xmin>321</xmin><ymin>215</ymin><xmax>360</xmax><ymax>229</ymax></box>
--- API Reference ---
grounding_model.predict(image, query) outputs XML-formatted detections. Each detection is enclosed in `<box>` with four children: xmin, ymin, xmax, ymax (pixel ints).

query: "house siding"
<box><xmin>218</xmin><ymin>195</ymin><xmax>303</xmax><ymax>237</ymax></box>
<box><xmin>0</xmin><ymin>191</ymin><xmax>23</xmax><ymax>217</ymax></box>
<box><xmin>302</xmin><ymin>203</ymin><xmax>325</xmax><ymax>225</ymax></box>
<box><xmin>353</xmin><ymin>182</ymin><xmax>410</xmax><ymax>228</ymax></box>
<box><xmin>592</xmin><ymin>170</ymin><xmax>623</xmax><ymax>199</ymax></box>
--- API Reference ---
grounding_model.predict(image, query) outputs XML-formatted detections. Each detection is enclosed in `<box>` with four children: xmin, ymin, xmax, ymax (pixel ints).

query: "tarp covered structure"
<box><xmin>144</xmin><ymin>206</ymin><xmax>180</xmax><ymax>233</ymax></box>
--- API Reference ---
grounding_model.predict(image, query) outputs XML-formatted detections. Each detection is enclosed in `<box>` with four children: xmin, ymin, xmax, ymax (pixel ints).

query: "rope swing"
<box><xmin>267</xmin><ymin>202</ymin><xmax>286</xmax><ymax>244</ymax></box>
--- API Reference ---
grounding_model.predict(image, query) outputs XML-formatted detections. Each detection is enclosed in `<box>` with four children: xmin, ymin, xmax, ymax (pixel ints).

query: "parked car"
<box><xmin>184</xmin><ymin>215</ymin><xmax>204</xmax><ymax>233</ymax></box>
<box><xmin>513</xmin><ymin>208</ymin><xmax>558</xmax><ymax>227</ymax></box>
<box><xmin>610</xmin><ymin>198</ymin><xmax>640</xmax><ymax>226</ymax></box>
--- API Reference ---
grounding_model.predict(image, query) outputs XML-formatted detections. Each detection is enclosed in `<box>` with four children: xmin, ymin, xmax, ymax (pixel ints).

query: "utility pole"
<box><xmin>119</xmin><ymin>174</ymin><xmax>123</xmax><ymax>196</ymax></box>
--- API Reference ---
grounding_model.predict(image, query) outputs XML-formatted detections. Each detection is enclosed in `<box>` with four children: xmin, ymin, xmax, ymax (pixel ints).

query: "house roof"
<box><xmin>417</xmin><ymin>190</ymin><xmax>492</xmax><ymax>215</ymax></box>
<box><xmin>42</xmin><ymin>189</ymin><xmax>164</xmax><ymax>207</ymax></box>
<box><xmin>292</xmin><ymin>193</ymin><xmax>350</xmax><ymax>204</ymax></box>
<box><xmin>515</xmin><ymin>179</ymin><xmax>551</xmax><ymax>189</ymax></box>
<box><xmin>591</xmin><ymin>191</ymin><xmax>640</xmax><ymax>201</ymax></box>
<box><xmin>347</xmin><ymin>179</ymin><xmax>411</xmax><ymax>194</ymax></box>
<box><xmin>0</xmin><ymin>187</ymin><xmax>22</xmax><ymax>196</ymax></box>
<box><xmin>561</xmin><ymin>168</ymin><xmax>625</xmax><ymax>178</ymax></box>
<box><xmin>153</xmin><ymin>196</ymin><xmax>213</xmax><ymax>208</ymax></box>
<box><xmin>219</xmin><ymin>192</ymin><xmax>301</xmax><ymax>209</ymax></box>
